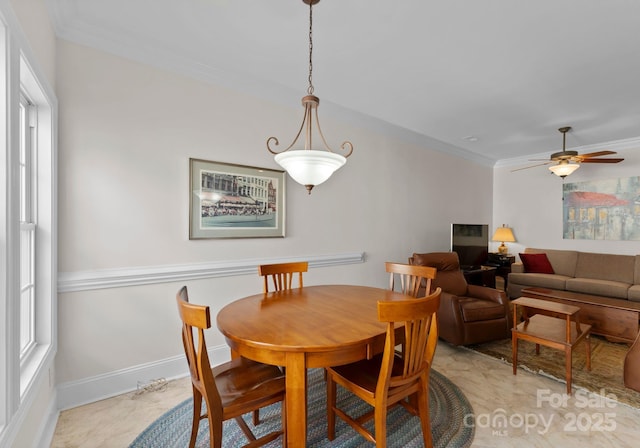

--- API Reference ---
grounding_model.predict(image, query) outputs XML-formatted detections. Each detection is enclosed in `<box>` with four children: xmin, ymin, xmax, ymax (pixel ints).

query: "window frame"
<box><xmin>15</xmin><ymin>54</ymin><xmax>57</xmax><ymax>398</ymax></box>
<box><xmin>0</xmin><ymin>7</ymin><xmax>57</xmax><ymax>444</ymax></box>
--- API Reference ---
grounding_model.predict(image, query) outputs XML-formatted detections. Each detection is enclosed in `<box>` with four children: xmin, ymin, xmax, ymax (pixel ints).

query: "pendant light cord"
<box><xmin>307</xmin><ymin>1</ymin><xmax>314</xmax><ymax>95</ymax></box>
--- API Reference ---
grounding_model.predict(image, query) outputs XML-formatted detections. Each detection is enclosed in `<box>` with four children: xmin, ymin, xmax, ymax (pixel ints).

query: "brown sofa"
<box><xmin>508</xmin><ymin>248</ymin><xmax>640</xmax><ymax>392</ymax></box>
<box><xmin>410</xmin><ymin>252</ymin><xmax>511</xmax><ymax>346</ymax></box>
<box><xmin>507</xmin><ymin>248</ymin><xmax>640</xmax><ymax>301</ymax></box>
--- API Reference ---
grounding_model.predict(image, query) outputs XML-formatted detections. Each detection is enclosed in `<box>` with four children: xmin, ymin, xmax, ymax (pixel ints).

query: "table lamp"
<box><xmin>492</xmin><ymin>225</ymin><xmax>516</xmax><ymax>255</ymax></box>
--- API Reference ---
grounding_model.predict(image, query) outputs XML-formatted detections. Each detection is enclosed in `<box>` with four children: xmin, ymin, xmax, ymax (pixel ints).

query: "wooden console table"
<box><xmin>512</xmin><ymin>296</ymin><xmax>592</xmax><ymax>395</ymax></box>
<box><xmin>521</xmin><ymin>287</ymin><xmax>640</xmax><ymax>343</ymax></box>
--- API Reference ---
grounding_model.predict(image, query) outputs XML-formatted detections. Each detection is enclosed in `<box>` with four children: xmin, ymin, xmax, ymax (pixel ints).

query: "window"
<box><xmin>15</xmin><ymin>54</ymin><xmax>56</xmax><ymax>400</ymax></box>
<box><xmin>19</xmin><ymin>94</ymin><xmax>36</xmax><ymax>361</ymax></box>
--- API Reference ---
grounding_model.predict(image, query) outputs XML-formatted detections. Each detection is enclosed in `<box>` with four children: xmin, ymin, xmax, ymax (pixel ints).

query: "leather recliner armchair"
<box><xmin>410</xmin><ymin>252</ymin><xmax>511</xmax><ymax>346</ymax></box>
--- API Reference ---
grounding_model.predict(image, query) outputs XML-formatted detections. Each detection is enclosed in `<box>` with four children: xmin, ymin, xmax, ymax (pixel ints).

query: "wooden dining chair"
<box><xmin>258</xmin><ymin>261</ymin><xmax>308</xmax><ymax>292</ymax></box>
<box><xmin>176</xmin><ymin>286</ymin><xmax>286</xmax><ymax>448</ymax></box>
<box><xmin>386</xmin><ymin>261</ymin><xmax>437</xmax><ymax>297</ymax></box>
<box><xmin>326</xmin><ymin>287</ymin><xmax>441</xmax><ymax>448</ymax></box>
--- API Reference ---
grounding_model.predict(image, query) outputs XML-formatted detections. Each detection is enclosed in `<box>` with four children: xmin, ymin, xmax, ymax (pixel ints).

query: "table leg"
<box><xmin>285</xmin><ymin>352</ymin><xmax>307</xmax><ymax>447</ymax></box>
<box><xmin>512</xmin><ymin>336</ymin><xmax>518</xmax><ymax>375</ymax></box>
<box><xmin>586</xmin><ymin>334</ymin><xmax>591</xmax><ymax>371</ymax></box>
<box><xmin>565</xmin><ymin>346</ymin><xmax>572</xmax><ymax>395</ymax></box>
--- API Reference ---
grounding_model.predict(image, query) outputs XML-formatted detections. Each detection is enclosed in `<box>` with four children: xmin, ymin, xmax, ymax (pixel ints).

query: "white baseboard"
<box><xmin>56</xmin><ymin>344</ymin><xmax>231</xmax><ymax>411</ymax></box>
<box><xmin>35</xmin><ymin>391</ymin><xmax>59</xmax><ymax>448</ymax></box>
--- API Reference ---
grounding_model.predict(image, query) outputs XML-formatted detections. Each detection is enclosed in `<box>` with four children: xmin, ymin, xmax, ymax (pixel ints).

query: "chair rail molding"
<box><xmin>57</xmin><ymin>252</ymin><xmax>365</xmax><ymax>293</ymax></box>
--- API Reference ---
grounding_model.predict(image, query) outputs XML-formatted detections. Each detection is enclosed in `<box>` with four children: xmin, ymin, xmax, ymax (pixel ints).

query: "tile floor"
<box><xmin>50</xmin><ymin>340</ymin><xmax>640</xmax><ymax>447</ymax></box>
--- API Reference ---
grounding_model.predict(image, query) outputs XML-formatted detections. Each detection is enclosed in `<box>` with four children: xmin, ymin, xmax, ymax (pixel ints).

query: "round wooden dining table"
<box><xmin>216</xmin><ymin>284</ymin><xmax>410</xmax><ymax>447</ymax></box>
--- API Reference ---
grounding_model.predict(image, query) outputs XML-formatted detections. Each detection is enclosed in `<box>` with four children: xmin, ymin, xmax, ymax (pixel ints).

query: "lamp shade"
<box><xmin>492</xmin><ymin>225</ymin><xmax>516</xmax><ymax>255</ymax></box>
<box><xmin>492</xmin><ymin>226</ymin><xmax>516</xmax><ymax>243</ymax></box>
<box><xmin>275</xmin><ymin>150</ymin><xmax>346</xmax><ymax>190</ymax></box>
<box><xmin>549</xmin><ymin>162</ymin><xmax>579</xmax><ymax>178</ymax></box>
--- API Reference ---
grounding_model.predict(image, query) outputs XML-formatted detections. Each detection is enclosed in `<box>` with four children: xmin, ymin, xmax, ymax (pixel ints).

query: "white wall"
<box><xmin>493</xmin><ymin>141</ymin><xmax>640</xmax><ymax>258</ymax></box>
<box><xmin>9</xmin><ymin>0</ymin><xmax>55</xmax><ymax>86</ymax></box>
<box><xmin>54</xmin><ymin>40</ymin><xmax>494</xmax><ymax>406</ymax></box>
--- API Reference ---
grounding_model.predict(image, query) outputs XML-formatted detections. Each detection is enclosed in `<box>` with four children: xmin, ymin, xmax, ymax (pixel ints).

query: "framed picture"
<box><xmin>563</xmin><ymin>176</ymin><xmax>640</xmax><ymax>241</ymax></box>
<box><xmin>189</xmin><ymin>158</ymin><xmax>286</xmax><ymax>239</ymax></box>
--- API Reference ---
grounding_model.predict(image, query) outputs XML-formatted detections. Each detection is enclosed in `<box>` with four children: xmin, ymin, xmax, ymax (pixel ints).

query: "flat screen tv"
<box><xmin>450</xmin><ymin>223</ymin><xmax>489</xmax><ymax>270</ymax></box>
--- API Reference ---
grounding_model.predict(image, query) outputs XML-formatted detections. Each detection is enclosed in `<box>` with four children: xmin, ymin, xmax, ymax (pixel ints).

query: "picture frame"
<box><xmin>189</xmin><ymin>158</ymin><xmax>286</xmax><ymax>239</ymax></box>
<box><xmin>563</xmin><ymin>176</ymin><xmax>640</xmax><ymax>241</ymax></box>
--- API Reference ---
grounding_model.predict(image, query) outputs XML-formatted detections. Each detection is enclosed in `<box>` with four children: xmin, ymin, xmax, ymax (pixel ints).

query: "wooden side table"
<box><xmin>624</xmin><ymin>330</ymin><xmax>640</xmax><ymax>392</ymax></box>
<box><xmin>462</xmin><ymin>266</ymin><xmax>497</xmax><ymax>288</ymax></box>
<box><xmin>486</xmin><ymin>253</ymin><xmax>515</xmax><ymax>288</ymax></box>
<box><xmin>511</xmin><ymin>296</ymin><xmax>592</xmax><ymax>395</ymax></box>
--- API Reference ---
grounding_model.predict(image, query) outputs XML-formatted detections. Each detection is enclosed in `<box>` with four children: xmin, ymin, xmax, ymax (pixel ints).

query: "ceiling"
<box><xmin>44</xmin><ymin>0</ymin><xmax>640</xmax><ymax>166</ymax></box>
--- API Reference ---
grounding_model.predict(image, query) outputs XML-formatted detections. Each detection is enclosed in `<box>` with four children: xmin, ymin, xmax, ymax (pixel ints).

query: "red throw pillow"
<box><xmin>519</xmin><ymin>253</ymin><xmax>555</xmax><ymax>274</ymax></box>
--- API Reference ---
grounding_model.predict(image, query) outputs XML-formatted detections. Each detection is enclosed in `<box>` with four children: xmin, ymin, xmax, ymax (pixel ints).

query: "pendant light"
<box><xmin>266</xmin><ymin>0</ymin><xmax>353</xmax><ymax>194</ymax></box>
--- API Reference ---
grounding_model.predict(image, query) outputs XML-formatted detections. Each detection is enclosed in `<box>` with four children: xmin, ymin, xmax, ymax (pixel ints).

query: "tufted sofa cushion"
<box><xmin>566</xmin><ymin>278</ymin><xmax>631</xmax><ymax>299</ymax></box>
<box><xmin>508</xmin><ymin>272</ymin><xmax>570</xmax><ymax>290</ymax></box>
<box><xmin>574</xmin><ymin>252</ymin><xmax>635</xmax><ymax>284</ymax></box>
<box><xmin>628</xmin><ymin>285</ymin><xmax>640</xmax><ymax>302</ymax></box>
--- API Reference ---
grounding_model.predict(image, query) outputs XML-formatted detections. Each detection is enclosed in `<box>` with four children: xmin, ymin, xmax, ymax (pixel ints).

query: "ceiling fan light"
<box><xmin>549</xmin><ymin>162</ymin><xmax>580</xmax><ymax>178</ymax></box>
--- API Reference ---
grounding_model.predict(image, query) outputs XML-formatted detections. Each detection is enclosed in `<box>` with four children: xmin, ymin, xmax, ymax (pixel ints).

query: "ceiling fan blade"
<box><xmin>579</xmin><ymin>158</ymin><xmax>624</xmax><ymax>164</ymax></box>
<box><xmin>511</xmin><ymin>162</ymin><xmax>553</xmax><ymax>172</ymax></box>
<box><xmin>577</xmin><ymin>150</ymin><xmax>617</xmax><ymax>158</ymax></box>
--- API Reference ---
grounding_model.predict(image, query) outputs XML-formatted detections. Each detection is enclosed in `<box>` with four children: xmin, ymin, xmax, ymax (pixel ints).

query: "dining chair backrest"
<box><xmin>259</xmin><ymin>261</ymin><xmax>308</xmax><ymax>292</ymax></box>
<box><xmin>325</xmin><ymin>287</ymin><xmax>441</xmax><ymax>447</ymax></box>
<box><xmin>378</xmin><ymin>287</ymin><xmax>441</xmax><ymax>387</ymax></box>
<box><xmin>177</xmin><ymin>286</ymin><xmax>222</xmax><ymax>416</ymax></box>
<box><xmin>385</xmin><ymin>262</ymin><xmax>436</xmax><ymax>298</ymax></box>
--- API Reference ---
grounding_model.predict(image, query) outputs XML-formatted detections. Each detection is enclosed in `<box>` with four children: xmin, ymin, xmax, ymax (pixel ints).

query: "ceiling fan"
<box><xmin>512</xmin><ymin>126</ymin><xmax>624</xmax><ymax>178</ymax></box>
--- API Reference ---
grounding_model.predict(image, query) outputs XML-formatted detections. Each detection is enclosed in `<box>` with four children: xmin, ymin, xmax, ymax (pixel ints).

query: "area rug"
<box><xmin>466</xmin><ymin>334</ymin><xmax>640</xmax><ymax>409</ymax></box>
<box><xmin>129</xmin><ymin>368</ymin><xmax>474</xmax><ymax>447</ymax></box>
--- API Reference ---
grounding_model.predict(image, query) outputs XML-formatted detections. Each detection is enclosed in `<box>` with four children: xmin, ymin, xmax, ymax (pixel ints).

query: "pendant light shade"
<box><xmin>266</xmin><ymin>0</ymin><xmax>353</xmax><ymax>194</ymax></box>
<box><xmin>275</xmin><ymin>150</ymin><xmax>346</xmax><ymax>189</ymax></box>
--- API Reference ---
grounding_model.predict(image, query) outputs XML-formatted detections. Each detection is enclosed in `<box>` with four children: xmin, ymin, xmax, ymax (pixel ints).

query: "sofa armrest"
<box><xmin>467</xmin><ymin>284</ymin><xmax>509</xmax><ymax>306</ymax></box>
<box><xmin>511</xmin><ymin>262</ymin><xmax>524</xmax><ymax>273</ymax></box>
